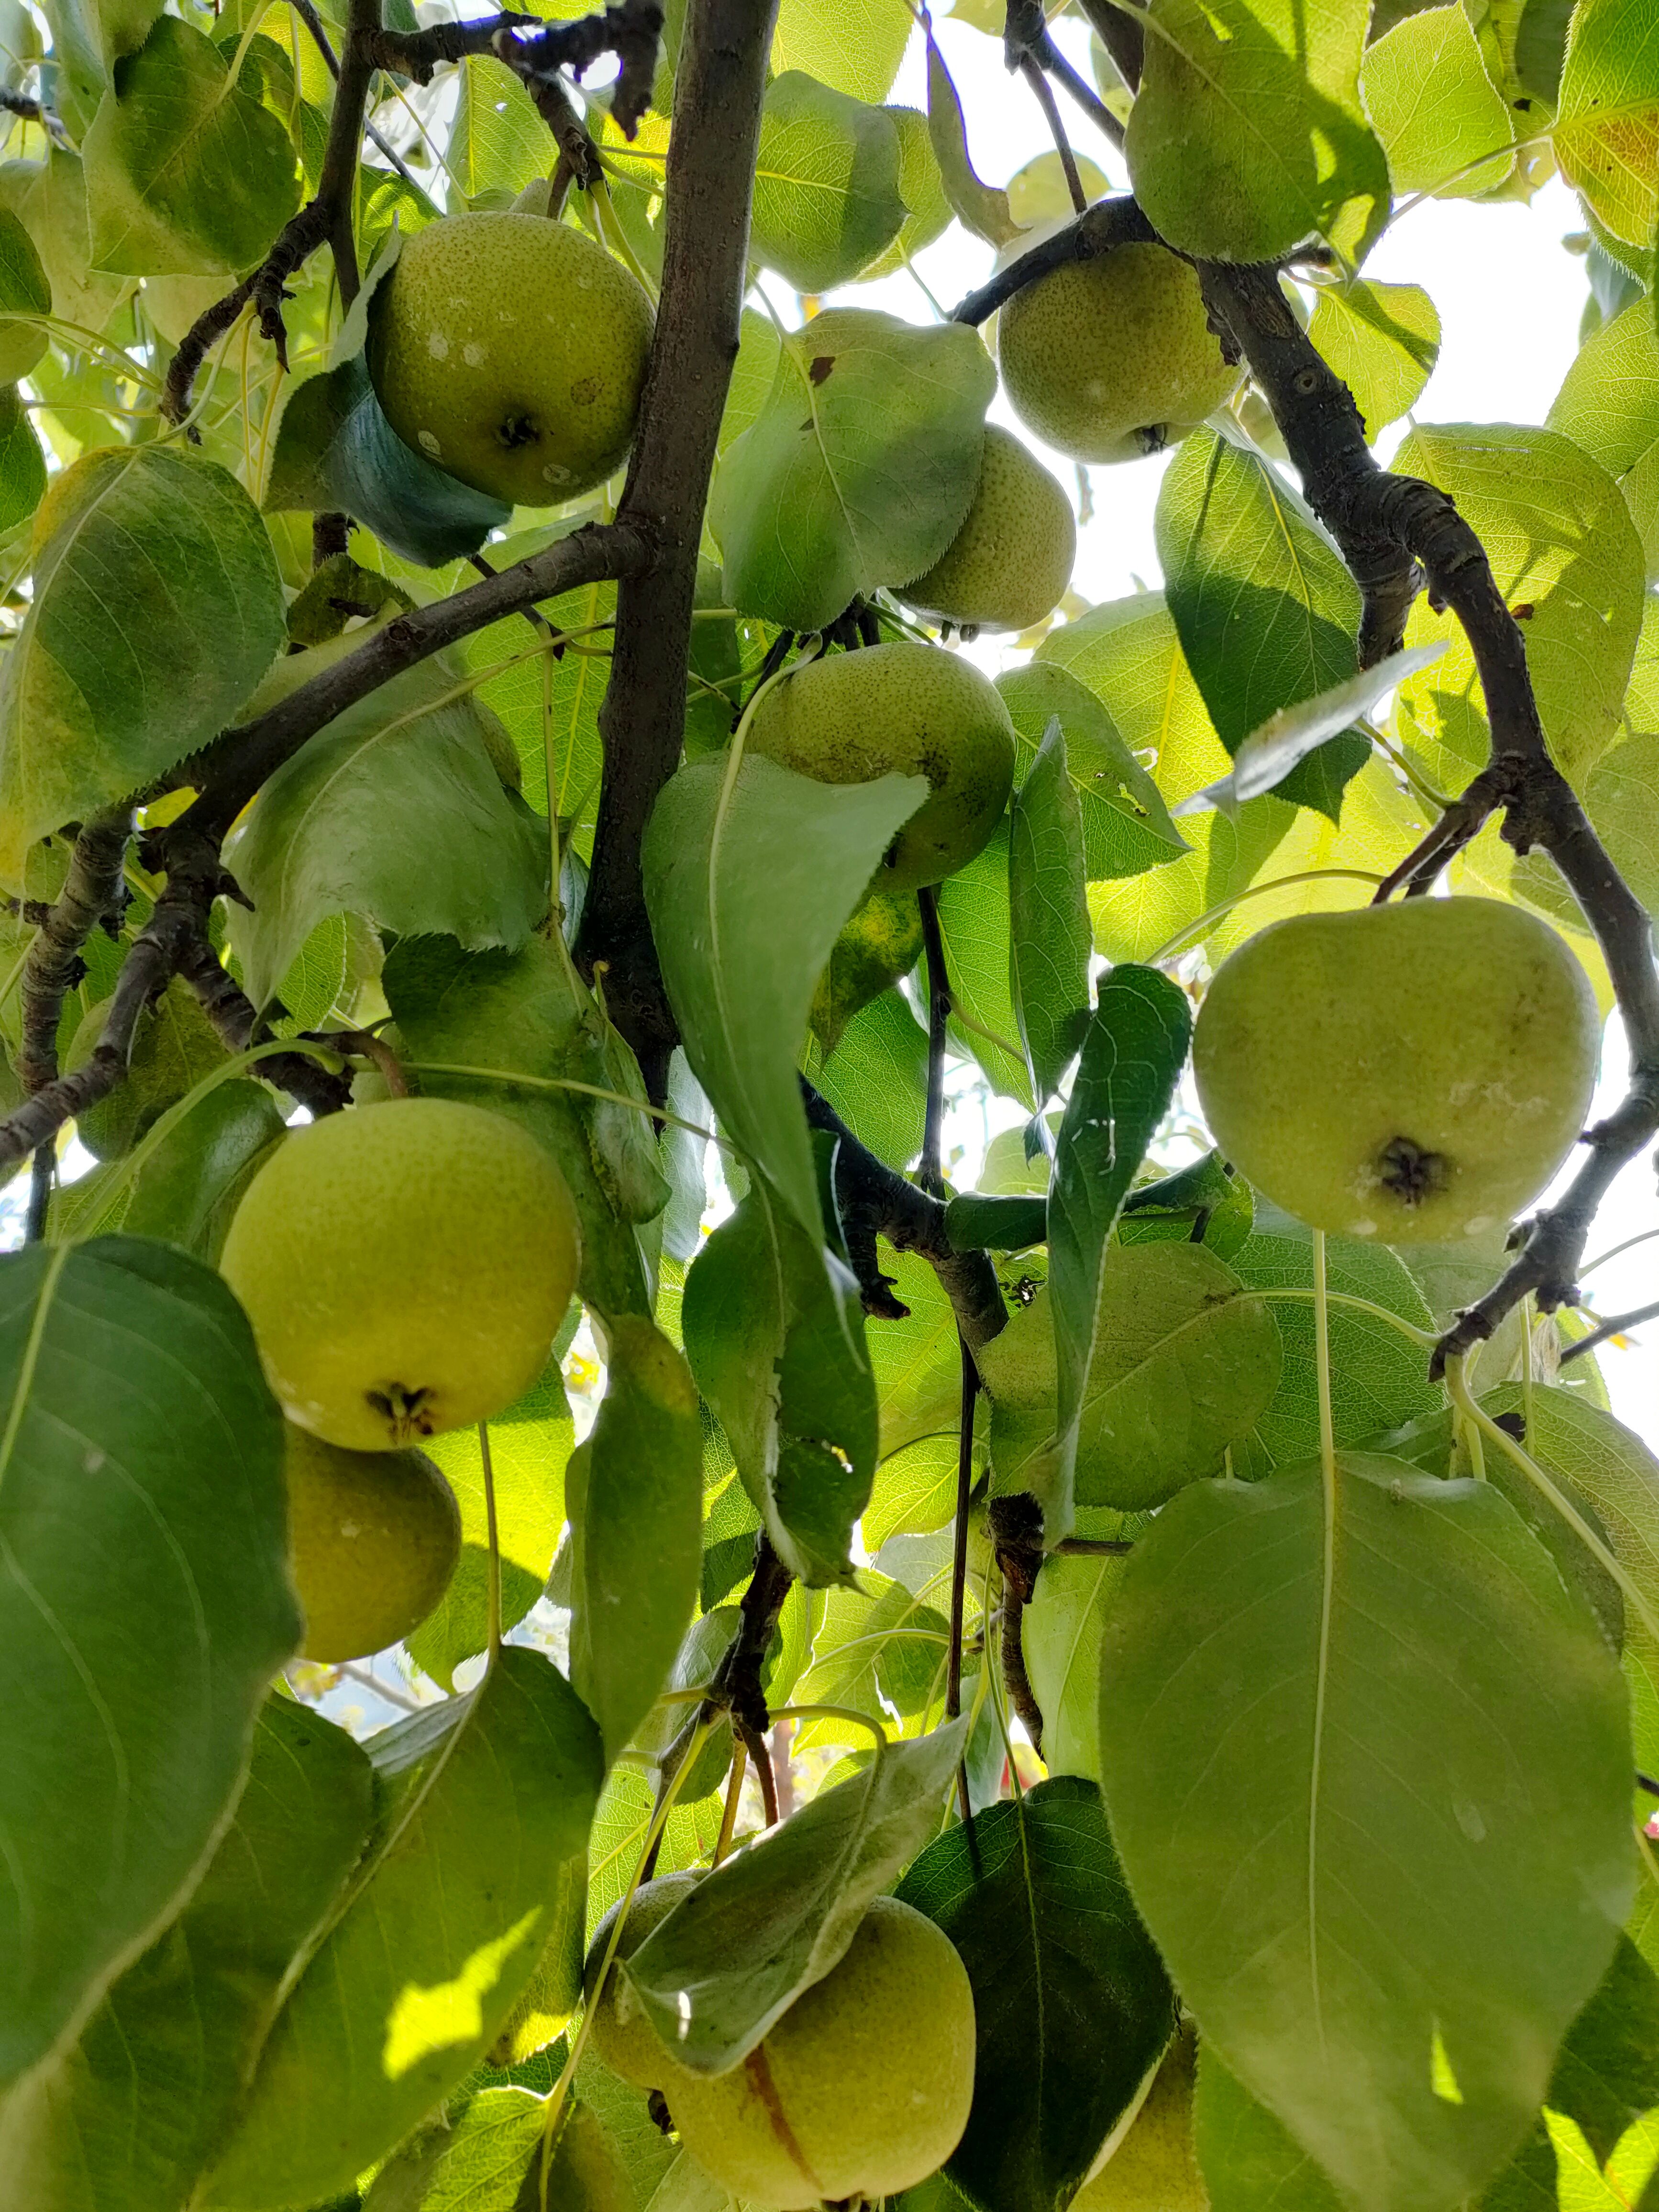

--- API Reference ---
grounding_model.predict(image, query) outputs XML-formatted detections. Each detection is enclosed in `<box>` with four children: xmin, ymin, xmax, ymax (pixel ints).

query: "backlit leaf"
<box><xmin>750</xmin><ymin>71</ymin><xmax>906</xmax><ymax>293</ymax></box>
<box><xmin>1008</xmin><ymin>716</ymin><xmax>1092</xmax><ymax>1104</ymax></box>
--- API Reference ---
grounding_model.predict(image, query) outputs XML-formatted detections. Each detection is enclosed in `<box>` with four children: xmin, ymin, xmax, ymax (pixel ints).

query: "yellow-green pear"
<box><xmin>368</xmin><ymin>212</ymin><xmax>654</xmax><ymax>506</ymax></box>
<box><xmin>900</xmin><ymin>425</ymin><xmax>1076</xmax><ymax>632</ymax></box>
<box><xmin>221</xmin><ymin>1096</ymin><xmax>581</xmax><ymax>1450</ymax></box>
<box><xmin>582</xmin><ymin>1872</ymin><xmax>702</xmax><ymax>2088</ymax></box>
<box><xmin>1076</xmin><ymin>2027</ymin><xmax>1207</xmax><ymax>2211</ymax></box>
<box><xmin>658</xmin><ymin>1897</ymin><xmax>975</xmax><ymax>2209</ymax></box>
<box><xmin>998</xmin><ymin>244</ymin><xmax>1239</xmax><ymax>463</ymax></box>
<box><xmin>1193</xmin><ymin>899</ymin><xmax>1600</xmax><ymax>1244</ymax></box>
<box><xmin>283</xmin><ymin>1424</ymin><xmax>461</xmax><ymax>1661</ymax></box>
<box><xmin>746</xmin><ymin>642</ymin><xmax>1016</xmax><ymax>893</ymax></box>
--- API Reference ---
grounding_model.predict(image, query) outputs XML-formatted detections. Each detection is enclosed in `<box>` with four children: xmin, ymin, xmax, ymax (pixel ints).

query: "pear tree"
<box><xmin>0</xmin><ymin>2</ymin><xmax>1658</xmax><ymax>2211</ymax></box>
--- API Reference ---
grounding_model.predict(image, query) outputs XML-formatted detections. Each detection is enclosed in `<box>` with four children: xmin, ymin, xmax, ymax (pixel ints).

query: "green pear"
<box><xmin>282</xmin><ymin>1423</ymin><xmax>461</xmax><ymax>1662</ymax></box>
<box><xmin>582</xmin><ymin>1872</ymin><xmax>702</xmax><ymax>2088</ymax></box>
<box><xmin>66</xmin><ymin>977</ymin><xmax>227</xmax><ymax>1161</ymax></box>
<box><xmin>220</xmin><ymin>1096</ymin><xmax>581</xmax><ymax>1450</ymax></box>
<box><xmin>1193</xmin><ymin>899</ymin><xmax>1600</xmax><ymax>1244</ymax></box>
<box><xmin>1076</xmin><ymin>2027</ymin><xmax>1208</xmax><ymax>2210</ymax></box>
<box><xmin>657</xmin><ymin>1897</ymin><xmax>976</xmax><ymax>2209</ymax></box>
<box><xmin>810</xmin><ymin>887</ymin><xmax>925</xmax><ymax>1053</ymax></box>
<box><xmin>367</xmin><ymin>212</ymin><xmax>655</xmax><ymax>506</ymax></box>
<box><xmin>746</xmin><ymin>642</ymin><xmax>1016</xmax><ymax>893</ymax></box>
<box><xmin>997</xmin><ymin>243</ymin><xmax>1239</xmax><ymax>463</ymax></box>
<box><xmin>900</xmin><ymin>425</ymin><xmax>1076</xmax><ymax>632</ymax></box>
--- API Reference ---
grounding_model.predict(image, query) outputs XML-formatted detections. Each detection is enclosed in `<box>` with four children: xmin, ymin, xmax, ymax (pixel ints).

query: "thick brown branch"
<box><xmin>17</xmin><ymin>809</ymin><xmax>130</xmax><ymax>1097</ymax></box>
<box><xmin>803</xmin><ymin>1079</ymin><xmax>1008</xmax><ymax>1350</ymax></box>
<box><xmin>951</xmin><ymin>195</ymin><xmax>1158</xmax><ymax>328</ymax></box>
<box><xmin>574</xmin><ymin>0</ymin><xmax>778</xmax><ymax>1095</ymax></box>
<box><xmin>160</xmin><ymin>521</ymin><xmax>652</xmax><ymax>843</ymax></box>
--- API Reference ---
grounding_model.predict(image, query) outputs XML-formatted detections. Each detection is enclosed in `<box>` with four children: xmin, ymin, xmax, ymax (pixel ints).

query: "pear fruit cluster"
<box><xmin>747</xmin><ymin>641</ymin><xmax>1016</xmax><ymax>893</ymax></box>
<box><xmin>1194</xmin><ymin>898</ymin><xmax>1599</xmax><ymax>1243</ymax></box>
<box><xmin>221</xmin><ymin>1096</ymin><xmax>580</xmax><ymax>1661</ymax></box>
<box><xmin>368</xmin><ymin>212</ymin><xmax>654</xmax><ymax>507</ymax></box>
<box><xmin>584</xmin><ymin>1889</ymin><xmax>976</xmax><ymax>2208</ymax></box>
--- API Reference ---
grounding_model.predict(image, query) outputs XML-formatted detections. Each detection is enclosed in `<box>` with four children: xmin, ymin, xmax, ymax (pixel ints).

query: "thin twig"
<box><xmin>917</xmin><ymin>885</ymin><xmax>951</xmax><ymax>1200</ymax></box>
<box><xmin>1559</xmin><ymin>1298</ymin><xmax>1659</xmax><ymax>1364</ymax></box>
<box><xmin>1017</xmin><ymin>54</ymin><xmax>1087</xmax><ymax>212</ymax></box>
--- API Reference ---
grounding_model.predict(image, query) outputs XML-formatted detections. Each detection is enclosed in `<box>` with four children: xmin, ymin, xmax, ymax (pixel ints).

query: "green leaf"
<box><xmin>567</xmin><ymin>1316</ymin><xmax>703</xmax><ymax>1766</ymax></box>
<box><xmin>202</xmin><ymin>1647</ymin><xmax>605</xmax><ymax>2211</ymax></box>
<box><xmin>709</xmin><ymin>309</ymin><xmax>994</xmax><ymax>631</ymax></box>
<box><xmin>122</xmin><ymin>1077</ymin><xmax>287</xmax><ymax>1261</ymax></box>
<box><xmin>1392</xmin><ymin>423</ymin><xmax>1646</xmax><ymax>788</ymax></box>
<box><xmin>925</xmin><ymin>33</ymin><xmax>1022</xmax><ymax>247</ymax></box>
<box><xmin>365</xmin><ymin>2088</ymin><xmax>628</xmax><ymax>2212</ymax></box>
<box><xmin>870</xmin><ymin>1247</ymin><xmax>964</xmax><ymax>1462</ymax></box>
<box><xmin>0</xmin><ymin>444</ymin><xmax>285</xmax><ymax>889</ymax></box>
<box><xmin>1555</xmin><ymin>0</ymin><xmax>1659</xmax><ymax>249</ymax></box>
<box><xmin>0</xmin><ymin>1698</ymin><xmax>374</xmax><ymax>2210</ymax></box>
<box><xmin>936</xmin><ymin>820</ymin><xmax>1031</xmax><ymax>1106</ymax></box>
<box><xmin>814</xmin><ymin>985</ymin><xmax>929</xmax><ymax>1172</ymax></box>
<box><xmin>1002</xmin><ymin>968</ymin><xmax>1191</xmax><ymax>1545</ymax></box>
<box><xmin>1548</xmin><ymin>1935</ymin><xmax>1659</xmax><ymax>2166</ymax></box>
<box><xmin>82</xmin><ymin>16</ymin><xmax>300</xmax><ymax>274</ymax></box>
<box><xmin>1548</xmin><ymin>299</ymin><xmax>1659</xmax><ymax>582</ymax></box>
<box><xmin>622</xmin><ymin>1721</ymin><xmax>968</xmax><ymax>2076</ymax></box>
<box><xmin>1360</xmin><ymin>7</ymin><xmax>1516</xmax><ymax>198</ymax></box>
<box><xmin>446</xmin><ymin>54</ymin><xmax>548</xmax><ymax>209</ymax></box>
<box><xmin>772</xmin><ymin>0</ymin><xmax>914</xmax><ymax>101</ymax></box>
<box><xmin>1118</xmin><ymin>1149</ymin><xmax>1254</xmax><ymax>1261</ymax></box>
<box><xmin>1228</xmin><ymin>1209</ymin><xmax>1441</xmax><ymax>1466</ymax></box>
<box><xmin>683</xmin><ymin>1174</ymin><xmax>877</xmax><ymax>1586</ymax></box>
<box><xmin>0</xmin><ymin>148</ymin><xmax>130</xmax><ymax>334</ymax></box>
<box><xmin>1099</xmin><ymin>1456</ymin><xmax>1635</xmax><ymax>2212</ymax></box>
<box><xmin>642</xmin><ymin>751</ymin><xmax>926</xmax><ymax>1240</ymax></box>
<box><xmin>0</xmin><ymin>385</ymin><xmax>44</xmax><ymax>535</ymax></box>
<box><xmin>0</xmin><ymin>208</ymin><xmax>48</xmax><ymax>384</ymax></box>
<box><xmin>41</xmin><ymin>0</ymin><xmax>160</xmax><ymax>139</ymax></box>
<box><xmin>411</xmin><ymin>1357</ymin><xmax>576</xmax><ymax>1691</ymax></box>
<box><xmin>266</xmin><ymin>354</ymin><xmax>510</xmax><ymax>567</ymax></box>
<box><xmin>383</xmin><ymin>935</ymin><xmax>653</xmax><ymax>1323</ymax></box>
<box><xmin>946</xmin><ymin>1192</ymin><xmax>1047</xmax><ymax>1251</ymax></box>
<box><xmin>1193</xmin><ymin>2048</ymin><xmax>1345</xmax><ymax>2212</ymax></box>
<box><xmin>1021</xmin><ymin>1551</ymin><xmax>1130</xmax><ymax>1783</ymax></box>
<box><xmin>0</xmin><ymin>1237</ymin><xmax>297</xmax><ymax>2091</ymax></box>
<box><xmin>860</xmin><ymin>105</ymin><xmax>954</xmax><ymax>281</ymax></box>
<box><xmin>896</xmin><ymin>1776</ymin><xmax>1177</xmax><ymax>2212</ymax></box>
<box><xmin>790</xmin><ymin>1571</ymin><xmax>952</xmax><ymax>1749</ymax></box>
<box><xmin>1156</xmin><ymin>429</ymin><xmax>1367</xmax><ymax>822</ymax></box>
<box><xmin>749</xmin><ymin>71</ymin><xmax>906</xmax><ymax>292</ymax></box>
<box><xmin>1008</xmin><ymin>716</ymin><xmax>1092</xmax><ymax>1104</ymax></box>
<box><xmin>996</xmin><ymin>662</ymin><xmax>1188</xmax><ymax>885</ymax></box>
<box><xmin>223</xmin><ymin>649</ymin><xmax>546</xmax><ymax>1013</ymax></box>
<box><xmin>1478</xmin><ymin>1383</ymin><xmax>1659</xmax><ymax>1784</ymax></box>
<box><xmin>811</xmin><ymin>888</ymin><xmax>923</xmax><ymax>1055</ymax></box>
<box><xmin>1306</xmin><ymin>280</ymin><xmax>1440</xmax><ymax>441</ymax></box>
<box><xmin>1125</xmin><ymin>0</ymin><xmax>1389</xmax><ymax>262</ymax></box>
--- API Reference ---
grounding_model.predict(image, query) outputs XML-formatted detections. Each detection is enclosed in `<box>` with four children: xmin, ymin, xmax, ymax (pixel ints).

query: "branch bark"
<box><xmin>574</xmin><ymin>0</ymin><xmax>780</xmax><ymax>1097</ymax></box>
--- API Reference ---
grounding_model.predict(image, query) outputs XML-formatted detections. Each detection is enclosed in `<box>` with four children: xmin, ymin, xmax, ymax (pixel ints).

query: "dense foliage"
<box><xmin>0</xmin><ymin>0</ymin><xmax>1657</xmax><ymax>2209</ymax></box>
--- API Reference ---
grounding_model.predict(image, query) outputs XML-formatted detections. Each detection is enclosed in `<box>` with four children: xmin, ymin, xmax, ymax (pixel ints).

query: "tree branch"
<box><xmin>1560</xmin><ymin>1295</ymin><xmax>1659</xmax><ymax>1364</ymax></box>
<box><xmin>802</xmin><ymin>1079</ymin><xmax>1008</xmax><ymax>1349</ymax></box>
<box><xmin>1004</xmin><ymin>0</ymin><xmax>1125</xmax><ymax>154</ymax></box>
<box><xmin>950</xmin><ymin>194</ymin><xmax>1158</xmax><ymax>328</ymax></box>
<box><xmin>364</xmin><ymin>0</ymin><xmax>664</xmax><ymax>138</ymax></box>
<box><xmin>159</xmin><ymin>521</ymin><xmax>652</xmax><ymax>844</ymax></box>
<box><xmin>917</xmin><ymin>885</ymin><xmax>951</xmax><ymax>1200</ymax></box>
<box><xmin>17</xmin><ymin>809</ymin><xmax>130</xmax><ymax>1096</ymax></box>
<box><xmin>574</xmin><ymin>0</ymin><xmax>779</xmax><ymax>1096</ymax></box>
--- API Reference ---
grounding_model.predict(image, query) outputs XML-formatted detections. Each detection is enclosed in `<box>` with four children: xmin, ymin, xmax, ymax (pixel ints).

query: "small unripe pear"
<box><xmin>368</xmin><ymin>213</ymin><xmax>654</xmax><ymax>506</ymax></box>
<box><xmin>998</xmin><ymin>244</ymin><xmax>1238</xmax><ymax>464</ymax></box>
<box><xmin>746</xmin><ymin>642</ymin><xmax>1016</xmax><ymax>892</ymax></box>
<box><xmin>582</xmin><ymin>1873</ymin><xmax>701</xmax><ymax>2088</ymax></box>
<box><xmin>283</xmin><ymin>1424</ymin><xmax>460</xmax><ymax>1662</ymax></box>
<box><xmin>1193</xmin><ymin>899</ymin><xmax>1600</xmax><ymax>1243</ymax></box>
<box><xmin>658</xmin><ymin>1897</ymin><xmax>975</xmax><ymax>2209</ymax></box>
<box><xmin>221</xmin><ymin>1097</ymin><xmax>581</xmax><ymax>1450</ymax></box>
<box><xmin>1076</xmin><ymin>2027</ymin><xmax>1207</xmax><ymax>2211</ymax></box>
<box><xmin>900</xmin><ymin>426</ymin><xmax>1076</xmax><ymax>632</ymax></box>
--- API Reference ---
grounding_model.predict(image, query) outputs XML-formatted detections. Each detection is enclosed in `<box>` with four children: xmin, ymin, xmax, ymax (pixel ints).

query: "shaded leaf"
<box><xmin>1008</xmin><ymin>716</ymin><xmax>1092</xmax><ymax>1104</ymax></box>
<box><xmin>750</xmin><ymin>70</ymin><xmax>906</xmax><ymax>292</ymax></box>
<box><xmin>925</xmin><ymin>33</ymin><xmax>1022</xmax><ymax>247</ymax></box>
<box><xmin>897</xmin><ymin>1776</ymin><xmax>1177</xmax><ymax>2212</ymax></box>
<box><xmin>643</xmin><ymin>751</ymin><xmax>926</xmax><ymax>1239</ymax></box>
<box><xmin>814</xmin><ymin>985</ymin><xmax>929</xmax><ymax>1172</ymax></box>
<box><xmin>568</xmin><ymin>1316</ymin><xmax>703</xmax><ymax>1765</ymax></box>
<box><xmin>710</xmin><ymin>309</ymin><xmax>994</xmax><ymax>632</ymax></box>
<box><xmin>0</xmin><ymin>1238</ymin><xmax>297</xmax><ymax>2091</ymax></box>
<box><xmin>1099</xmin><ymin>1456</ymin><xmax>1634</xmax><ymax>2212</ymax></box>
<box><xmin>122</xmin><ymin>1077</ymin><xmax>287</xmax><ymax>1262</ymax></box>
<box><xmin>82</xmin><ymin>15</ymin><xmax>300</xmax><ymax>274</ymax></box>
<box><xmin>203</xmin><ymin>1648</ymin><xmax>605</xmax><ymax>2211</ymax></box>
<box><xmin>0</xmin><ymin>444</ymin><xmax>285</xmax><ymax>888</ymax></box>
